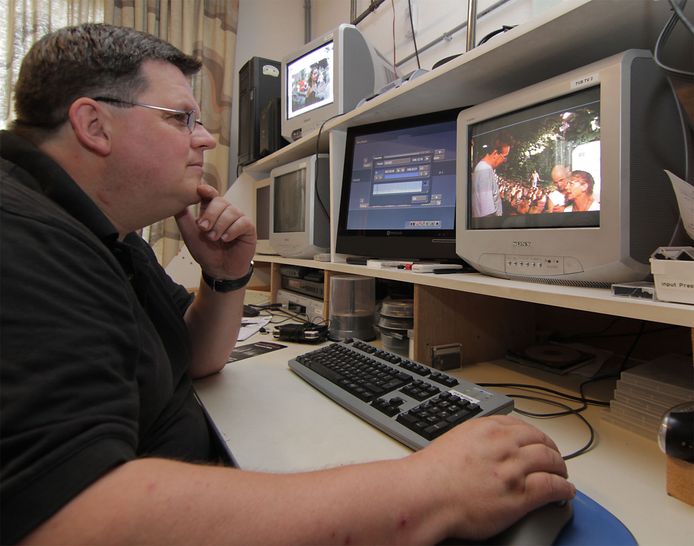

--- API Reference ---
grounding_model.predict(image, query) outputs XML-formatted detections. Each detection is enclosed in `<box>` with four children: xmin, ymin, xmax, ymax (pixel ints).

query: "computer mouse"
<box><xmin>490</xmin><ymin>500</ymin><xmax>573</xmax><ymax>546</ymax></box>
<box><xmin>437</xmin><ymin>500</ymin><xmax>573</xmax><ymax>546</ymax></box>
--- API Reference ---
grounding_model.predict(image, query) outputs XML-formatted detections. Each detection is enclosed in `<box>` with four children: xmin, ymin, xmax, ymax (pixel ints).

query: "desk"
<box><xmin>195</xmin><ymin>338</ymin><xmax>694</xmax><ymax>546</ymax></box>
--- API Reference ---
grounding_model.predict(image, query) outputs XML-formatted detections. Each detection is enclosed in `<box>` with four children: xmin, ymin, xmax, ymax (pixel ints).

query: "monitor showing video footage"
<box><xmin>467</xmin><ymin>86</ymin><xmax>601</xmax><ymax>230</ymax></box>
<box><xmin>286</xmin><ymin>41</ymin><xmax>334</xmax><ymax>120</ymax></box>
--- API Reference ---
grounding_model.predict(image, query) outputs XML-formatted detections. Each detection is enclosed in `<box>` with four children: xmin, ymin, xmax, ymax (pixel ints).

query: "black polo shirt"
<box><xmin>0</xmin><ymin>131</ymin><xmax>216</xmax><ymax>544</ymax></box>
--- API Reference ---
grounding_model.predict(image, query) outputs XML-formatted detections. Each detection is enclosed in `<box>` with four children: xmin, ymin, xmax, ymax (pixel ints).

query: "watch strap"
<box><xmin>202</xmin><ymin>262</ymin><xmax>254</xmax><ymax>293</ymax></box>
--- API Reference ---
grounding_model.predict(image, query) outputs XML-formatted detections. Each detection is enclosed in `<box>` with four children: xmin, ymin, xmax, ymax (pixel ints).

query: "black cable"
<box><xmin>407</xmin><ymin>0</ymin><xmax>421</xmax><ymax>70</ymax></box>
<box><xmin>575</xmin><ymin>320</ymin><xmax>648</xmax><ymax>398</ymax></box>
<box><xmin>509</xmin><ymin>394</ymin><xmax>596</xmax><ymax>461</ymax></box>
<box><xmin>259</xmin><ymin>300</ymin><xmax>331</xmax><ymax>330</ymax></box>
<box><xmin>267</xmin><ymin>306</ymin><xmax>310</xmax><ymax>324</ymax></box>
<box><xmin>553</xmin><ymin>320</ymin><xmax>678</xmax><ymax>344</ymax></box>
<box><xmin>498</xmin><ymin>321</ymin><xmax>647</xmax><ymax>458</ymax></box>
<box><xmin>391</xmin><ymin>0</ymin><xmax>397</xmax><ymax>74</ymax></box>
<box><xmin>478</xmin><ymin>382</ymin><xmax>610</xmax><ymax>407</ymax></box>
<box><xmin>654</xmin><ymin>0</ymin><xmax>694</xmax><ymax>78</ymax></box>
<box><xmin>313</xmin><ymin>114</ymin><xmax>343</xmax><ymax>223</ymax></box>
<box><xmin>352</xmin><ymin>0</ymin><xmax>387</xmax><ymax>26</ymax></box>
<box><xmin>548</xmin><ymin>317</ymin><xmax>621</xmax><ymax>342</ymax></box>
<box><xmin>477</xmin><ymin>25</ymin><xmax>517</xmax><ymax>46</ymax></box>
<box><xmin>670</xmin><ymin>0</ymin><xmax>694</xmax><ymax>33</ymax></box>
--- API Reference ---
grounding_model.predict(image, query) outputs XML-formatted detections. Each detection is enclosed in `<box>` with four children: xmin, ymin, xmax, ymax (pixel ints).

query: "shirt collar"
<box><xmin>0</xmin><ymin>130</ymin><xmax>119</xmax><ymax>244</ymax></box>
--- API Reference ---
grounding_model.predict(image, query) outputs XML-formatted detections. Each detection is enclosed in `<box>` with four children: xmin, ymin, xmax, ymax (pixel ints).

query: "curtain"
<box><xmin>1</xmin><ymin>0</ymin><xmax>105</xmax><ymax>130</ymax></box>
<box><xmin>106</xmin><ymin>0</ymin><xmax>239</xmax><ymax>267</ymax></box>
<box><xmin>1</xmin><ymin>0</ymin><xmax>238</xmax><ymax>267</ymax></box>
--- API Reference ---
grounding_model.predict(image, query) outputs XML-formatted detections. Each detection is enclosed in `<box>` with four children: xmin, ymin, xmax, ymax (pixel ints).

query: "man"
<box><xmin>1</xmin><ymin>24</ymin><xmax>574</xmax><ymax>545</ymax></box>
<box><xmin>471</xmin><ymin>136</ymin><xmax>511</xmax><ymax>217</ymax></box>
<box><xmin>565</xmin><ymin>170</ymin><xmax>600</xmax><ymax>212</ymax></box>
<box><xmin>547</xmin><ymin>165</ymin><xmax>571</xmax><ymax>212</ymax></box>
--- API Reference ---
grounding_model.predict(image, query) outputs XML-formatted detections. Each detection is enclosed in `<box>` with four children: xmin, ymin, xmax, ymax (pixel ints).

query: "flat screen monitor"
<box><xmin>336</xmin><ymin>109</ymin><xmax>461</xmax><ymax>261</ymax></box>
<box><xmin>282</xmin><ymin>24</ymin><xmax>395</xmax><ymax>142</ymax></box>
<box><xmin>456</xmin><ymin>49</ymin><xmax>686</xmax><ymax>287</ymax></box>
<box><xmin>269</xmin><ymin>154</ymin><xmax>330</xmax><ymax>259</ymax></box>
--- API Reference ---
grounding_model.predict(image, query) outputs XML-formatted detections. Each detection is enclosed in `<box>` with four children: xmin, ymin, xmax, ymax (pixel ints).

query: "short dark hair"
<box><xmin>491</xmin><ymin>132</ymin><xmax>513</xmax><ymax>154</ymax></box>
<box><xmin>12</xmin><ymin>23</ymin><xmax>201</xmax><ymax>139</ymax></box>
<box><xmin>571</xmin><ymin>170</ymin><xmax>595</xmax><ymax>194</ymax></box>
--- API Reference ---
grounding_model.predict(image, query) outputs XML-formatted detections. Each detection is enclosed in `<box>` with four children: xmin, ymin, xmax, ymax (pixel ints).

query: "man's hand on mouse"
<box><xmin>410</xmin><ymin>414</ymin><xmax>575</xmax><ymax>541</ymax></box>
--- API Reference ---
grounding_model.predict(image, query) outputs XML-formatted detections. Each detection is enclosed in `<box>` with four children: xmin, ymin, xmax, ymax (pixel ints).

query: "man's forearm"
<box><xmin>184</xmin><ymin>279</ymin><xmax>246</xmax><ymax>378</ymax></box>
<box><xmin>21</xmin><ymin>456</ymin><xmax>449</xmax><ymax>546</ymax></box>
<box><xmin>20</xmin><ymin>417</ymin><xmax>575</xmax><ymax>545</ymax></box>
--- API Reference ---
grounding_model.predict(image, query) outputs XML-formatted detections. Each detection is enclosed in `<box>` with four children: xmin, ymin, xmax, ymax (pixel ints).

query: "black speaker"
<box><xmin>238</xmin><ymin>57</ymin><xmax>282</xmax><ymax>167</ymax></box>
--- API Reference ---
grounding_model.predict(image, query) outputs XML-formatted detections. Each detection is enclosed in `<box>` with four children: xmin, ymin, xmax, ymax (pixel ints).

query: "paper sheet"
<box><xmin>665</xmin><ymin>170</ymin><xmax>694</xmax><ymax>240</ymax></box>
<box><xmin>238</xmin><ymin>316</ymin><xmax>271</xmax><ymax>341</ymax></box>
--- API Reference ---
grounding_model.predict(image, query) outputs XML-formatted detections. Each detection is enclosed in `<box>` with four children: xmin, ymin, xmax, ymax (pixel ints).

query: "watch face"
<box><xmin>658</xmin><ymin>402</ymin><xmax>694</xmax><ymax>461</ymax></box>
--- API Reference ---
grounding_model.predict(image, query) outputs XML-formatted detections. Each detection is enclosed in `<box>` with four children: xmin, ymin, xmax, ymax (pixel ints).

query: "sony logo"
<box><xmin>512</xmin><ymin>241</ymin><xmax>532</xmax><ymax>247</ymax></box>
<box><xmin>386</xmin><ymin>231</ymin><xmax>403</xmax><ymax>236</ymax></box>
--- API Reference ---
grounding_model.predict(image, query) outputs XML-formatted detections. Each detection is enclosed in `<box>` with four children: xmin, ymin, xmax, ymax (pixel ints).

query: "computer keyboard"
<box><xmin>288</xmin><ymin>339</ymin><xmax>514</xmax><ymax>450</ymax></box>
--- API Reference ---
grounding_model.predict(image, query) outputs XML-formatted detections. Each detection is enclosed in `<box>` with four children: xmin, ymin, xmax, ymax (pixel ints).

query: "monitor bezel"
<box><xmin>269</xmin><ymin>154</ymin><xmax>330</xmax><ymax>258</ymax></box>
<box><xmin>335</xmin><ymin>108</ymin><xmax>463</xmax><ymax>261</ymax></box>
<box><xmin>455</xmin><ymin>49</ymin><xmax>683</xmax><ymax>286</ymax></box>
<box><xmin>465</xmin><ymin>85</ymin><xmax>602</xmax><ymax>231</ymax></box>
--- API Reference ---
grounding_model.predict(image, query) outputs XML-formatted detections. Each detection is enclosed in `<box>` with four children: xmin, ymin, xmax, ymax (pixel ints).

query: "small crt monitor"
<box><xmin>269</xmin><ymin>154</ymin><xmax>330</xmax><ymax>259</ymax></box>
<box><xmin>282</xmin><ymin>24</ymin><xmax>395</xmax><ymax>142</ymax></box>
<box><xmin>253</xmin><ymin>177</ymin><xmax>278</xmax><ymax>256</ymax></box>
<box><xmin>336</xmin><ymin>109</ymin><xmax>461</xmax><ymax>261</ymax></box>
<box><xmin>456</xmin><ymin>49</ymin><xmax>686</xmax><ymax>287</ymax></box>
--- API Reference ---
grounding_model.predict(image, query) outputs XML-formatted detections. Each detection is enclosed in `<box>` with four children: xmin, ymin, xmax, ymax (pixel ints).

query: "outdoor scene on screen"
<box><xmin>468</xmin><ymin>86</ymin><xmax>601</xmax><ymax>229</ymax></box>
<box><xmin>287</xmin><ymin>42</ymin><xmax>334</xmax><ymax>119</ymax></box>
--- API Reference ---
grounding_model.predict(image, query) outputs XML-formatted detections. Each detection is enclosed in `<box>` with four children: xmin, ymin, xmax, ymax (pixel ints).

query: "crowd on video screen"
<box><xmin>291</xmin><ymin>57</ymin><xmax>331</xmax><ymax>112</ymax></box>
<box><xmin>469</xmin><ymin>100</ymin><xmax>601</xmax><ymax>219</ymax></box>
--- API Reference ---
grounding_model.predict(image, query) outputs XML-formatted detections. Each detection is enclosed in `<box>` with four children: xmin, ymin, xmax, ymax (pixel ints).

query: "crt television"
<box><xmin>269</xmin><ymin>154</ymin><xmax>330</xmax><ymax>259</ymax></box>
<box><xmin>336</xmin><ymin>109</ymin><xmax>461</xmax><ymax>261</ymax></box>
<box><xmin>253</xmin><ymin>177</ymin><xmax>278</xmax><ymax>255</ymax></box>
<box><xmin>282</xmin><ymin>24</ymin><xmax>395</xmax><ymax>142</ymax></box>
<box><xmin>456</xmin><ymin>50</ymin><xmax>686</xmax><ymax>287</ymax></box>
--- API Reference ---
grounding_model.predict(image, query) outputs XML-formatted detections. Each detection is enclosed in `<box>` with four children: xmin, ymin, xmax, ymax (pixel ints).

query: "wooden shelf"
<box><xmin>254</xmin><ymin>255</ymin><xmax>694</xmax><ymax>328</ymax></box>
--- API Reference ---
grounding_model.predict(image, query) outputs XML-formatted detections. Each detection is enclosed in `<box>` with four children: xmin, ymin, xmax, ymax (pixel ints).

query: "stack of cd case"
<box><xmin>602</xmin><ymin>354</ymin><xmax>694</xmax><ymax>441</ymax></box>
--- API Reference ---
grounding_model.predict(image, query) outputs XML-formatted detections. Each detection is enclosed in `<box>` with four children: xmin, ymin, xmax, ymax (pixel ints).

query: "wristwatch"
<box><xmin>202</xmin><ymin>262</ymin><xmax>254</xmax><ymax>293</ymax></box>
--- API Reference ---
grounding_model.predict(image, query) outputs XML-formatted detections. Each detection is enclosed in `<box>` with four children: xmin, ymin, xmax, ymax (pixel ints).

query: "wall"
<box><xmin>227</xmin><ymin>0</ymin><xmax>566</xmax><ymax>213</ymax></box>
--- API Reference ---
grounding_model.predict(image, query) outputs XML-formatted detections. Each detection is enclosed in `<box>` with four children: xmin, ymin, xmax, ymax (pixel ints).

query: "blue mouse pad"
<box><xmin>555</xmin><ymin>490</ymin><xmax>636</xmax><ymax>546</ymax></box>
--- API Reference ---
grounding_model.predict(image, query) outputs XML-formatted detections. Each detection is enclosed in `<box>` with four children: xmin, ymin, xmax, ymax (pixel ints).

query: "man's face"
<box><xmin>493</xmin><ymin>146</ymin><xmax>510</xmax><ymax>168</ymax></box>
<box><xmin>106</xmin><ymin>60</ymin><xmax>216</xmax><ymax>226</ymax></box>
<box><xmin>552</xmin><ymin>168</ymin><xmax>570</xmax><ymax>191</ymax></box>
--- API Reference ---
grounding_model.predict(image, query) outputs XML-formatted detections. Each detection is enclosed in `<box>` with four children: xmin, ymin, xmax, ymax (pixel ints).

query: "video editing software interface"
<box><xmin>468</xmin><ymin>86</ymin><xmax>601</xmax><ymax>230</ymax></box>
<box><xmin>287</xmin><ymin>41</ymin><xmax>334</xmax><ymax>120</ymax></box>
<box><xmin>342</xmin><ymin>113</ymin><xmax>457</xmax><ymax>234</ymax></box>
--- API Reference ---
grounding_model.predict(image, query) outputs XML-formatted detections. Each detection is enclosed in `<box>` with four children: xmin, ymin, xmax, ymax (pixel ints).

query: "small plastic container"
<box><xmin>380</xmin><ymin>327</ymin><xmax>410</xmax><ymax>356</ymax></box>
<box><xmin>329</xmin><ymin>275</ymin><xmax>376</xmax><ymax>341</ymax></box>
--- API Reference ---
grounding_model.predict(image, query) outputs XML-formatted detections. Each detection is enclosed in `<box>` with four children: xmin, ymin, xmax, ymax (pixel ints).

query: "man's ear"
<box><xmin>68</xmin><ymin>98</ymin><xmax>112</xmax><ymax>156</ymax></box>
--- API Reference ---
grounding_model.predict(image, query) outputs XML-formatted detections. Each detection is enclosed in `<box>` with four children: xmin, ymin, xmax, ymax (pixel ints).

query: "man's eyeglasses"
<box><xmin>92</xmin><ymin>97</ymin><xmax>202</xmax><ymax>133</ymax></box>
